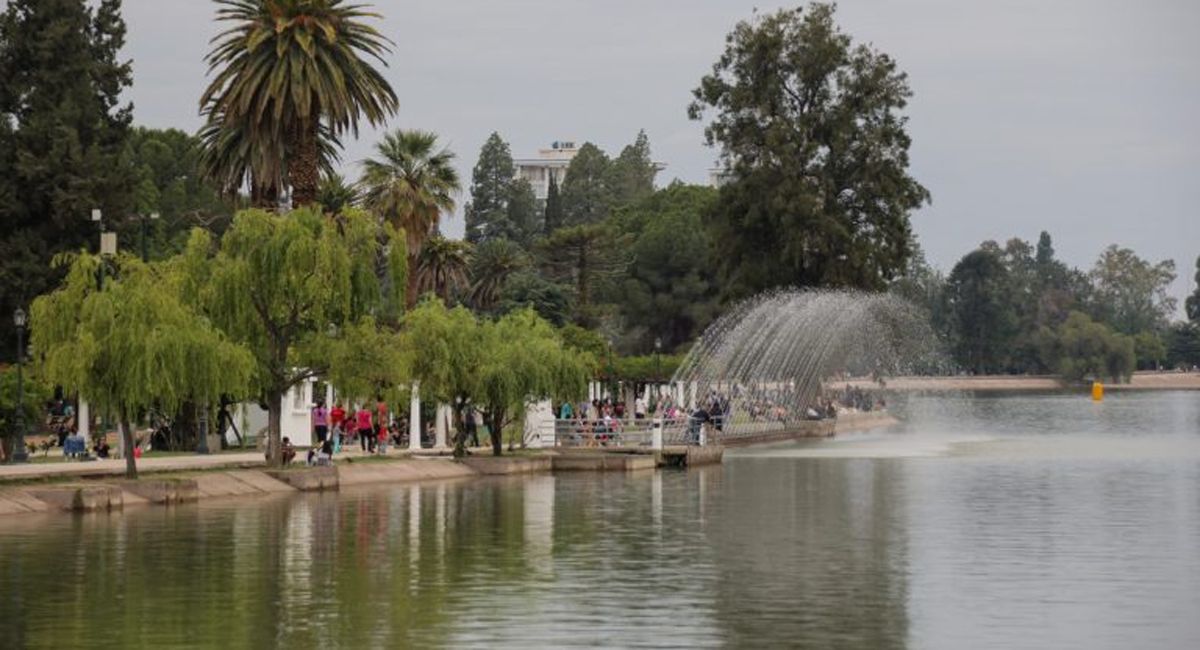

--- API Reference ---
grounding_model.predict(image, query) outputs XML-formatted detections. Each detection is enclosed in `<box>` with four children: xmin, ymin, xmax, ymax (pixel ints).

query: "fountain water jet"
<box><xmin>666</xmin><ymin>289</ymin><xmax>941</xmax><ymax>443</ymax></box>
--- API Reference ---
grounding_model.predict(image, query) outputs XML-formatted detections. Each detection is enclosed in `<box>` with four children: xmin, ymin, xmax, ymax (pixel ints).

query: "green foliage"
<box><xmin>360</xmin><ymin>129</ymin><xmax>461</xmax><ymax>305</ymax></box>
<box><xmin>415</xmin><ymin>236</ymin><xmax>472</xmax><ymax>305</ymax></box>
<box><xmin>317</xmin><ymin>173</ymin><xmax>361</xmax><ymax>217</ymax></box>
<box><xmin>538</xmin><ymin>224</ymin><xmax>627</xmax><ymax>325</ymax></box>
<box><xmin>689</xmin><ymin>3</ymin><xmax>928</xmax><ymax>298</ymax></box>
<box><xmin>0</xmin><ymin>365</ymin><xmax>51</xmax><ymax>446</ymax></box>
<box><xmin>325</xmin><ymin>316</ymin><xmax>407</xmax><ymax>404</ymax></box>
<box><xmin>1037</xmin><ymin>312</ymin><xmax>1135</xmax><ymax>384</ymax></box>
<box><xmin>1133</xmin><ymin>331</ymin><xmax>1167</xmax><ymax>370</ymax></box>
<box><xmin>124</xmin><ymin>127</ymin><xmax>233</xmax><ymax>254</ymax></box>
<box><xmin>611</xmin><ymin>354</ymin><xmax>685</xmax><ymax>382</ymax></box>
<box><xmin>606</xmin><ymin>130</ymin><xmax>657</xmax><ymax>207</ymax></box>
<box><xmin>184</xmin><ymin>207</ymin><xmax>400</xmax><ymax>463</ymax></box>
<box><xmin>612</xmin><ymin>184</ymin><xmax>721</xmax><ymax>352</ymax></box>
<box><xmin>402</xmin><ymin>300</ymin><xmax>590</xmax><ymax>455</ymax></box>
<box><xmin>1186</xmin><ymin>256</ymin><xmax>1200</xmax><ymax>323</ymax></box>
<box><xmin>1166</xmin><ymin>322</ymin><xmax>1200</xmax><ymax>369</ymax></box>
<box><xmin>381</xmin><ymin>223</ymin><xmax>408</xmax><ymax>323</ymax></box>
<box><xmin>946</xmin><ymin>248</ymin><xmax>1017</xmax><ymax>374</ymax></box>
<box><xmin>560</xmin><ymin>143</ymin><xmax>612</xmax><ymax>227</ymax></box>
<box><xmin>31</xmin><ymin>252</ymin><xmax>254</xmax><ymax>475</ymax></box>
<box><xmin>200</xmin><ymin>0</ymin><xmax>398</xmax><ymax>204</ymax></box>
<box><xmin>543</xmin><ymin>173</ymin><xmax>563</xmax><ymax>235</ymax></box>
<box><xmin>505</xmin><ymin>178</ymin><xmax>540</xmax><ymax>246</ymax></box>
<box><xmin>496</xmin><ymin>272</ymin><xmax>572</xmax><ymax>327</ymax></box>
<box><xmin>0</xmin><ymin>0</ymin><xmax>135</xmax><ymax>359</ymax></box>
<box><xmin>1088</xmin><ymin>245</ymin><xmax>1176</xmax><ymax>335</ymax></box>
<box><xmin>465</xmin><ymin>132</ymin><xmax>516</xmax><ymax>243</ymax></box>
<box><xmin>469</xmin><ymin>239</ymin><xmax>529</xmax><ymax>312</ymax></box>
<box><xmin>32</xmin><ymin>253</ymin><xmax>253</xmax><ymax>415</ymax></box>
<box><xmin>558</xmin><ymin>323</ymin><xmax>607</xmax><ymax>365</ymax></box>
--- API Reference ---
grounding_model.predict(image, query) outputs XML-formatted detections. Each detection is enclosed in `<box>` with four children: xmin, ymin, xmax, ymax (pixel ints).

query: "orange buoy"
<box><xmin>1091</xmin><ymin>381</ymin><xmax>1104</xmax><ymax>402</ymax></box>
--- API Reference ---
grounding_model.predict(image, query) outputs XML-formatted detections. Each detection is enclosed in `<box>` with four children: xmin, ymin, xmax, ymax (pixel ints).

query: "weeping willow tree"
<box><xmin>30</xmin><ymin>253</ymin><xmax>253</xmax><ymax>478</ymax></box>
<box><xmin>325</xmin><ymin>315</ymin><xmax>408</xmax><ymax>407</ymax></box>
<box><xmin>185</xmin><ymin>206</ymin><xmax>405</xmax><ymax>465</ymax></box>
<box><xmin>402</xmin><ymin>300</ymin><xmax>590</xmax><ymax>456</ymax></box>
<box><xmin>476</xmin><ymin>309</ymin><xmax>592</xmax><ymax>455</ymax></box>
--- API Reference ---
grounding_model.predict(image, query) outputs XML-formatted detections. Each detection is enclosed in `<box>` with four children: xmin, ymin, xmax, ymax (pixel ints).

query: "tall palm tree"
<box><xmin>200</xmin><ymin>0</ymin><xmax>398</xmax><ymax>206</ymax></box>
<box><xmin>198</xmin><ymin>112</ymin><xmax>341</xmax><ymax>207</ymax></box>
<box><xmin>469</xmin><ymin>239</ymin><xmax>528</xmax><ymax>311</ymax></box>
<box><xmin>360</xmin><ymin>129</ymin><xmax>460</xmax><ymax>304</ymax></box>
<box><xmin>415</xmin><ymin>236</ymin><xmax>472</xmax><ymax>304</ymax></box>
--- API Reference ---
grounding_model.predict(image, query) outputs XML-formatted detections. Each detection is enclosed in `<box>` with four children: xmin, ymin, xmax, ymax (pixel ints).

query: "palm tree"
<box><xmin>469</xmin><ymin>239</ymin><xmax>529</xmax><ymax>311</ymax></box>
<box><xmin>200</xmin><ymin>0</ymin><xmax>398</xmax><ymax>206</ymax></box>
<box><xmin>415</xmin><ymin>236</ymin><xmax>472</xmax><ymax>304</ymax></box>
<box><xmin>198</xmin><ymin>112</ymin><xmax>341</xmax><ymax>207</ymax></box>
<box><xmin>360</xmin><ymin>129</ymin><xmax>460</xmax><ymax>304</ymax></box>
<box><xmin>317</xmin><ymin>173</ymin><xmax>361</xmax><ymax>217</ymax></box>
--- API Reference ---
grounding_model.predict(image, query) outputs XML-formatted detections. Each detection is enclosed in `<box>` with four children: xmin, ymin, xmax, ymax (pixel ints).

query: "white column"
<box><xmin>689</xmin><ymin>381</ymin><xmax>698</xmax><ymax>410</ymax></box>
<box><xmin>77</xmin><ymin>399</ymin><xmax>90</xmax><ymax>447</ymax></box>
<box><xmin>651</xmin><ymin>417</ymin><xmax>663</xmax><ymax>450</ymax></box>
<box><xmin>434</xmin><ymin>403</ymin><xmax>449</xmax><ymax>449</ymax></box>
<box><xmin>409</xmin><ymin>383</ymin><xmax>421</xmax><ymax>451</ymax></box>
<box><xmin>525</xmin><ymin>400</ymin><xmax>556</xmax><ymax>450</ymax></box>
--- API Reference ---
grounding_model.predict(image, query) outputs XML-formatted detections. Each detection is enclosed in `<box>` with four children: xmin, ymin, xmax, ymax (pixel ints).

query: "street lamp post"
<box><xmin>11</xmin><ymin>308</ymin><xmax>29</xmax><ymax>463</ymax></box>
<box><xmin>654</xmin><ymin>336</ymin><xmax>663</xmax><ymax>399</ymax></box>
<box><xmin>138</xmin><ymin>212</ymin><xmax>159</xmax><ymax>262</ymax></box>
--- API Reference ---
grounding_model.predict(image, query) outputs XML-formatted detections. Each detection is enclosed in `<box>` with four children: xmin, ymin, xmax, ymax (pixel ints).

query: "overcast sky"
<box><xmin>118</xmin><ymin>0</ymin><xmax>1199</xmax><ymax>309</ymax></box>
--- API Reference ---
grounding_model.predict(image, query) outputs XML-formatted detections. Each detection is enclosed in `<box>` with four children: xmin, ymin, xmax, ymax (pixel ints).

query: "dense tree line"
<box><xmin>896</xmin><ymin>232</ymin><xmax>1198</xmax><ymax>380</ymax></box>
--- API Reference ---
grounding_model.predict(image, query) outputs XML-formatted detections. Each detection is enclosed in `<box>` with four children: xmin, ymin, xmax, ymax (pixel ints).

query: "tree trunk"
<box><xmin>266</xmin><ymin>391</ymin><xmax>283</xmax><ymax>466</ymax></box>
<box><xmin>406</xmin><ymin>251</ymin><xmax>420</xmax><ymax>308</ymax></box>
<box><xmin>489</xmin><ymin>410</ymin><xmax>504</xmax><ymax>457</ymax></box>
<box><xmin>289</xmin><ymin>119</ymin><xmax>320</xmax><ymax>208</ymax></box>
<box><xmin>120</xmin><ymin>415</ymin><xmax>137</xmax><ymax>480</ymax></box>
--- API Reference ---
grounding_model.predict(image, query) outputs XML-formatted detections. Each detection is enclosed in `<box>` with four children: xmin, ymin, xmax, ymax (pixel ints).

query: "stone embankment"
<box><xmin>0</xmin><ymin>452</ymin><xmax>693</xmax><ymax>517</ymax></box>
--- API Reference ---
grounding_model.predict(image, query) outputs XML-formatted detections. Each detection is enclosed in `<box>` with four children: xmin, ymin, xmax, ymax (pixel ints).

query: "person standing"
<box><xmin>330</xmin><ymin>401</ymin><xmax>346</xmax><ymax>448</ymax></box>
<box><xmin>375</xmin><ymin>396</ymin><xmax>389</xmax><ymax>455</ymax></box>
<box><xmin>635</xmin><ymin>393</ymin><xmax>647</xmax><ymax>420</ymax></box>
<box><xmin>465</xmin><ymin>407</ymin><xmax>480</xmax><ymax>448</ymax></box>
<box><xmin>312</xmin><ymin>399</ymin><xmax>329</xmax><ymax>445</ymax></box>
<box><xmin>356</xmin><ymin>405</ymin><xmax>374</xmax><ymax>453</ymax></box>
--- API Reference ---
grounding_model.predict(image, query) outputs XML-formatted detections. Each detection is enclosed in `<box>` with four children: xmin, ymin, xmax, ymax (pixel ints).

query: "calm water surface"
<box><xmin>2</xmin><ymin>391</ymin><xmax>1198</xmax><ymax>649</ymax></box>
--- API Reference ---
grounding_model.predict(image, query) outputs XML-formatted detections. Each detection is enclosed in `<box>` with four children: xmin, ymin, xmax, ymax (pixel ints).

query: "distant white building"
<box><xmin>708</xmin><ymin>167</ymin><xmax>732</xmax><ymax>188</ymax></box>
<box><xmin>515</xmin><ymin>141</ymin><xmax>579</xmax><ymax>201</ymax></box>
<box><xmin>515</xmin><ymin>140</ymin><xmax>668</xmax><ymax>200</ymax></box>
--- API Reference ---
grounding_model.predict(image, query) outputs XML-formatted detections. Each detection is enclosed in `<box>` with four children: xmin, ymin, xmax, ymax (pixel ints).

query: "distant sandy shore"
<box><xmin>840</xmin><ymin>371</ymin><xmax>1200</xmax><ymax>392</ymax></box>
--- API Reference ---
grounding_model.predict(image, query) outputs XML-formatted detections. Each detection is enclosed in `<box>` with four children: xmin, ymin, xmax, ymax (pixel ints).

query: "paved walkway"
<box><xmin>0</xmin><ymin>445</ymin><xmax>468</xmax><ymax>482</ymax></box>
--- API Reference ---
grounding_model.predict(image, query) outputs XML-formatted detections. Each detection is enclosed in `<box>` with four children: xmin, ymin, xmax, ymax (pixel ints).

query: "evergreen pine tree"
<box><xmin>607</xmin><ymin>129</ymin><xmax>657</xmax><ymax>208</ymax></box>
<box><xmin>543</xmin><ymin>173</ymin><xmax>563</xmax><ymax>235</ymax></box>
<box><xmin>0</xmin><ymin>0</ymin><xmax>135</xmax><ymax>358</ymax></box>
<box><xmin>560</xmin><ymin>142</ymin><xmax>611</xmax><ymax>226</ymax></box>
<box><xmin>465</xmin><ymin>132</ymin><xmax>515</xmax><ymax>244</ymax></box>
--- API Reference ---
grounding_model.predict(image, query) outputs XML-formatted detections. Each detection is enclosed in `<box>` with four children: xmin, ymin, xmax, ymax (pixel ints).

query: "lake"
<box><xmin>2</xmin><ymin>390</ymin><xmax>1198</xmax><ymax>648</ymax></box>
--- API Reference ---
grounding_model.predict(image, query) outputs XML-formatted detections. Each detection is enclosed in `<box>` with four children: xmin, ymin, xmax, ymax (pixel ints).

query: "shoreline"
<box><xmin>0</xmin><ymin>412</ymin><xmax>901</xmax><ymax>518</ymax></box>
<box><xmin>841</xmin><ymin>370</ymin><xmax>1200</xmax><ymax>392</ymax></box>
